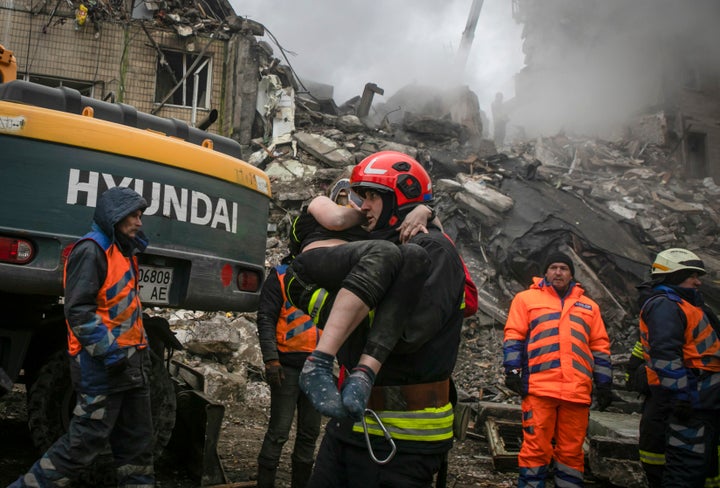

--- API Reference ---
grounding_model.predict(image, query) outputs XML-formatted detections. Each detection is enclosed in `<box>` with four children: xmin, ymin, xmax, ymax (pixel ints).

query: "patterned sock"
<box><xmin>341</xmin><ymin>364</ymin><xmax>376</xmax><ymax>421</ymax></box>
<box><xmin>299</xmin><ymin>351</ymin><xmax>348</xmax><ymax>418</ymax></box>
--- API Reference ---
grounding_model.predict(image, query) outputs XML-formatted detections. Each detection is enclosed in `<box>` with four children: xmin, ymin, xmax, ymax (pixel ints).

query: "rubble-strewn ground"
<box><xmin>0</xmin><ymin>333</ymin><xmax>521</xmax><ymax>488</ymax></box>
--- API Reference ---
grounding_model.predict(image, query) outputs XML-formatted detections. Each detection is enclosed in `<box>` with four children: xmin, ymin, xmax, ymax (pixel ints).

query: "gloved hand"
<box><xmin>264</xmin><ymin>360</ymin><xmax>284</xmax><ymax>388</ymax></box>
<box><xmin>504</xmin><ymin>370</ymin><xmax>523</xmax><ymax>396</ymax></box>
<box><xmin>672</xmin><ymin>400</ymin><xmax>693</xmax><ymax>423</ymax></box>
<box><xmin>105</xmin><ymin>356</ymin><xmax>128</xmax><ymax>376</ymax></box>
<box><xmin>626</xmin><ymin>364</ymin><xmax>650</xmax><ymax>396</ymax></box>
<box><xmin>595</xmin><ymin>384</ymin><xmax>613</xmax><ymax>411</ymax></box>
<box><xmin>299</xmin><ymin>351</ymin><xmax>348</xmax><ymax>418</ymax></box>
<box><xmin>341</xmin><ymin>364</ymin><xmax>377</xmax><ymax>421</ymax></box>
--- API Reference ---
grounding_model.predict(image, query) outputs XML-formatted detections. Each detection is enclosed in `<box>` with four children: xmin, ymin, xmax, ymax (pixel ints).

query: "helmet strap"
<box><xmin>374</xmin><ymin>191</ymin><xmax>398</xmax><ymax>230</ymax></box>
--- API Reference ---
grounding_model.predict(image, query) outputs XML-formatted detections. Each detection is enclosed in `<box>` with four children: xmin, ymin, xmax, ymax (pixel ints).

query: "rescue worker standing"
<box><xmin>306</xmin><ymin>151</ymin><xmax>467</xmax><ymax>487</ymax></box>
<box><xmin>503</xmin><ymin>251</ymin><xmax>612</xmax><ymax>488</ymax></box>
<box><xmin>10</xmin><ymin>187</ymin><xmax>154</xmax><ymax>487</ymax></box>
<box><xmin>637</xmin><ymin>248</ymin><xmax>720</xmax><ymax>488</ymax></box>
<box><xmin>256</xmin><ymin>263</ymin><xmax>323</xmax><ymax>488</ymax></box>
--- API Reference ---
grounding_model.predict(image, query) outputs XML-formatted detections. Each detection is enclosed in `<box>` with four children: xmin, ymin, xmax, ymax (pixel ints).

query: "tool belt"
<box><xmin>366</xmin><ymin>379</ymin><xmax>450</xmax><ymax>411</ymax></box>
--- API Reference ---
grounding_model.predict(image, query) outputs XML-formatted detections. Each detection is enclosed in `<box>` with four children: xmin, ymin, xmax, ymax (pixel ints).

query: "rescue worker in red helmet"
<box><xmin>637</xmin><ymin>248</ymin><xmax>720</xmax><ymax>488</ymax></box>
<box><xmin>285</xmin><ymin>177</ymin><xmax>434</xmax><ymax>419</ymax></box>
<box><xmin>503</xmin><ymin>250</ymin><xmax>612</xmax><ymax>488</ymax></box>
<box><xmin>306</xmin><ymin>151</ymin><xmax>466</xmax><ymax>487</ymax></box>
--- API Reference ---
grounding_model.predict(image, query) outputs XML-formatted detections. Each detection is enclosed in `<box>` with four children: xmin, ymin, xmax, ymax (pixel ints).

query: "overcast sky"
<box><xmin>232</xmin><ymin>0</ymin><xmax>525</xmax><ymax>115</ymax></box>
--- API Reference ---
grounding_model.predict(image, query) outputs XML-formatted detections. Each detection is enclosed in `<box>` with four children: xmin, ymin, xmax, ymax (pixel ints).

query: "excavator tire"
<box><xmin>26</xmin><ymin>349</ymin><xmax>176</xmax><ymax>486</ymax></box>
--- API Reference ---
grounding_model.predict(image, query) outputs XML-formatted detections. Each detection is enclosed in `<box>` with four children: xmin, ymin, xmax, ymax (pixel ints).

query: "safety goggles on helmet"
<box><xmin>350</xmin><ymin>151</ymin><xmax>433</xmax><ymax>209</ymax></box>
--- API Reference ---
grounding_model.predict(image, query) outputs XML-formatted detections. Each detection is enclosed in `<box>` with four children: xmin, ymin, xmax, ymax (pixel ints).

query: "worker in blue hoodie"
<box><xmin>10</xmin><ymin>187</ymin><xmax>154</xmax><ymax>488</ymax></box>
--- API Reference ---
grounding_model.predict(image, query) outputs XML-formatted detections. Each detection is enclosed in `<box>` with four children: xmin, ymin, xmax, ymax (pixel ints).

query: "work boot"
<box><xmin>341</xmin><ymin>364</ymin><xmax>376</xmax><ymax>420</ymax></box>
<box><xmin>299</xmin><ymin>351</ymin><xmax>347</xmax><ymax>418</ymax></box>
<box><xmin>256</xmin><ymin>463</ymin><xmax>277</xmax><ymax>488</ymax></box>
<box><xmin>290</xmin><ymin>460</ymin><xmax>314</xmax><ymax>488</ymax></box>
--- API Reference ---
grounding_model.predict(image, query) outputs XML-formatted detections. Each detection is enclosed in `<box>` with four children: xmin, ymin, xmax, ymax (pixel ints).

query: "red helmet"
<box><xmin>350</xmin><ymin>151</ymin><xmax>433</xmax><ymax>209</ymax></box>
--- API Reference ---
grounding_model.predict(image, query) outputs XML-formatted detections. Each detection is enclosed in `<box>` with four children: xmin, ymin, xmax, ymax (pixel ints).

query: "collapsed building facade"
<box><xmin>509</xmin><ymin>0</ymin><xmax>720</xmax><ymax>181</ymax></box>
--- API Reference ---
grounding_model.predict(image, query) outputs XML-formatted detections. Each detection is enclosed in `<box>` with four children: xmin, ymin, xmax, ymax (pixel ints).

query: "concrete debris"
<box><xmin>152</xmin><ymin>73</ymin><xmax>718</xmax><ymax>485</ymax></box>
<box><xmin>292</xmin><ymin>131</ymin><xmax>356</xmax><ymax>169</ymax></box>
<box><xmin>181</xmin><ymin>316</ymin><xmax>242</xmax><ymax>358</ymax></box>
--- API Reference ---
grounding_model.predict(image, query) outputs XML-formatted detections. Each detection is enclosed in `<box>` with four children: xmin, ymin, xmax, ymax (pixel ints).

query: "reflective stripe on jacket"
<box><xmin>640</xmin><ymin>287</ymin><xmax>720</xmax><ymax>407</ymax></box>
<box><xmin>65</xmin><ymin>230</ymin><xmax>147</xmax><ymax>357</ymax></box>
<box><xmin>275</xmin><ymin>264</ymin><xmax>321</xmax><ymax>353</ymax></box>
<box><xmin>503</xmin><ymin>277</ymin><xmax>612</xmax><ymax>404</ymax></box>
<box><xmin>352</xmin><ymin>403</ymin><xmax>454</xmax><ymax>442</ymax></box>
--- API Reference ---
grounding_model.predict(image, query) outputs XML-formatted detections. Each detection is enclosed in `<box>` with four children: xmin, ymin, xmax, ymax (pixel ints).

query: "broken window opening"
<box><xmin>154</xmin><ymin>50</ymin><xmax>211</xmax><ymax>110</ymax></box>
<box><xmin>686</xmin><ymin>131</ymin><xmax>707</xmax><ymax>179</ymax></box>
<box><xmin>21</xmin><ymin>73</ymin><xmax>96</xmax><ymax>97</ymax></box>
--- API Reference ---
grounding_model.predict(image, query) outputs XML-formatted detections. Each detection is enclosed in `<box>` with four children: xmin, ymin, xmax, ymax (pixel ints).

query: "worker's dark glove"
<box><xmin>595</xmin><ymin>384</ymin><xmax>613</xmax><ymax>411</ymax></box>
<box><xmin>672</xmin><ymin>400</ymin><xmax>694</xmax><ymax>423</ymax></box>
<box><xmin>626</xmin><ymin>364</ymin><xmax>650</xmax><ymax>396</ymax></box>
<box><xmin>341</xmin><ymin>364</ymin><xmax>376</xmax><ymax>421</ymax></box>
<box><xmin>264</xmin><ymin>360</ymin><xmax>284</xmax><ymax>388</ymax></box>
<box><xmin>105</xmin><ymin>356</ymin><xmax>128</xmax><ymax>376</ymax></box>
<box><xmin>299</xmin><ymin>351</ymin><xmax>348</xmax><ymax>418</ymax></box>
<box><xmin>504</xmin><ymin>369</ymin><xmax>523</xmax><ymax>396</ymax></box>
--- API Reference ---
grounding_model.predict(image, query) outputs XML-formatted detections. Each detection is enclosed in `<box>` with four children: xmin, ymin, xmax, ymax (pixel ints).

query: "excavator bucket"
<box><xmin>167</xmin><ymin>359</ymin><xmax>228</xmax><ymax>486</ymax></box>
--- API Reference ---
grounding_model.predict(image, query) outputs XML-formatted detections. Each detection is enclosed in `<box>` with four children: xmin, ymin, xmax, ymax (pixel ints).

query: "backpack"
<box><xmin>442</xmin><ymin>233</ymin><xmax>478</xmax><ymax>318</ymax></box>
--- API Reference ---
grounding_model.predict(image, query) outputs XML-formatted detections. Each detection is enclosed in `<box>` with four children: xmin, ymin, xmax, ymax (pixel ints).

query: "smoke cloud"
<box><xmin>235</xmin><ymin>0</ymin><xmax>524</xmax><ymax>124</ymax></box>
<box><xmin>510</xmin><ymin>0</ymin><xmax>720</xmax><ymax>138</ymax></box>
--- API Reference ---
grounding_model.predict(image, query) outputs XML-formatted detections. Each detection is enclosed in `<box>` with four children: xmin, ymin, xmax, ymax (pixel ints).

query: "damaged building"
<box><xmin>509</xmin><ymin>0</ymin><xmax>720</xmax><ymax>181</ymax></box>
<box><xmin>2</xmin><ymin>1</ymin><xmax>720</xmax><ymax>486</ymax></box>
<box><xmin>0</xmin><ymin>0</ymin><xmax>273</xmax><ymax>143</ymax></box>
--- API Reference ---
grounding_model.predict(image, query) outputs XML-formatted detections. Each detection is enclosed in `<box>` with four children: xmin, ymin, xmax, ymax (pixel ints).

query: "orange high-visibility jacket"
<box><xmin>639</xmin><ymin>288</ymin><xmax>720</xmax><ymax>408</ymax></box>
<box><xmin>503</xmin><ymin>277</ymin><xmax>611</xmax><ymax>404</ymax></box>
<box><xmin>66</xmin><ymin>232</ymin><xmax>147</xmax><ymax>357</ymax></box>
<box><xmin>275</xmin><ymin>265</ymin><xmax>321</xmax><ymax>353</ymax></box>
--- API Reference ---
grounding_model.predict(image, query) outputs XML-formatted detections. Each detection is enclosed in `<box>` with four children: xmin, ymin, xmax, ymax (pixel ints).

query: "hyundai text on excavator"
<box><xmin>0</xmin><ymin>44</ymin><xmax>271</xmax><ymax>485</ymax></box>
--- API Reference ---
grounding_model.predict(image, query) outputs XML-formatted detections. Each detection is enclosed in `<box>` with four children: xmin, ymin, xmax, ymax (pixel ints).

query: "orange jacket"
<box><xmin>275</xmin><ymin>266</ymin><xmax>321</xmax><ymax>354</ymax></box>
<box><xmin>639</xmin><ymin>286</ymin><xmax>720</xmax><ymax>408</ymax></box>
<box><xmin>503</xmin><ymin>277</ymin><xmax>611</xmax><ymax>404</ymax></box>
<box><xmin>66</xmin><ymin>232</ymin><xmax>147</xmax><ymax>357</ymax></box>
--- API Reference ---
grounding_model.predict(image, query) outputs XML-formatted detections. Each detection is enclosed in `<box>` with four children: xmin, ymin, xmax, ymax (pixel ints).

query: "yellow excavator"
<box><xmin>0</xmin><ymin>44</ymin><xmax>271</xmax><ymax>486</ymax></box>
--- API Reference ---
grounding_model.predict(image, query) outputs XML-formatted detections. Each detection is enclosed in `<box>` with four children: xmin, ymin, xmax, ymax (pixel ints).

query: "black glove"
<box><xmin>504</xmin><ymin>370</ymin><xmax>523</xmax><ymax>396</ymax></box>
<box><xmin>265</xmin><ymin>360</ymin><xmax>285</xmax><ymax>388</ymax></box>
<box><xmin>626</xmin><ymin>364</ymin><xmax>650</xmax><ymax>396</ymax></box>
<box><xmin>595</xmin><ymin>385</ymin><xmax>613</xmax><ymax>411</ymax></box>
<box><xmin>105</xmin><ymin>356</ymin><xmax>128</xmax><ymax>376</ymax></box>
<box><xmin>672</xmin><ymin>400</ymin><xmax>693</xmax><ymax>423</ymax></box>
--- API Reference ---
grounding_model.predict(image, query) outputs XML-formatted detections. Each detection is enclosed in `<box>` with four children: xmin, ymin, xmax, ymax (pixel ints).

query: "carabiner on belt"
<box><xmin>362</xmin><ymin>408</ymin><xmax>397</xmax><ymax>465</ymax></box>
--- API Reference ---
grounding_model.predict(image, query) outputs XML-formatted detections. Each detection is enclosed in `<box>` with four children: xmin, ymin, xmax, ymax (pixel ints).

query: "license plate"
<box><xmin>138</xmin><ymin>266</ymin><xmax>173</xmax><ymax>305</ymax></box>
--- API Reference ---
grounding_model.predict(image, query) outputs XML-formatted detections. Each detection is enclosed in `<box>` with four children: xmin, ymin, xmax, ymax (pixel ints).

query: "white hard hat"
<box><xmin>651</xmin><ymin>248</ymin><xmax>706</xmax><ymax>276</ymax></box>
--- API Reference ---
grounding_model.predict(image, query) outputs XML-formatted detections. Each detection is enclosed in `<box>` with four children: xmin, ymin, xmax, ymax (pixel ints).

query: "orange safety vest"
<box><xmin>640</xmin><ymin>292</ymin><xmax>720</xmax><ymax>389</ymax></box>
<box><xmin>275</xmin><ymin>265</ymin><xmax>321</xmax><ymax>353</ymax></box>
<box><xmin>504</xmin><ymin>277</ymin><xmax>611</xmax><ymax>404</ymax></box>
<box><xmin>65</xmin><ymin>232</ymin><xmax>147</xmax><ymax>356</ymax></box>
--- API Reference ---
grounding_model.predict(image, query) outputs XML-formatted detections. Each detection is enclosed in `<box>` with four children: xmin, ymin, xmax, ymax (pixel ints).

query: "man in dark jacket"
<box><xmin>305</xmin><ymin>151</ymin><xmax>466</xmax><ymax>487</ymax></box>
<box><xmin>10</xmin><ymin>187</ymin><xmax>154</xmax><ymax>488</ymax></box>
<box><xmin>256</xmin><ymin>263</ymin><xmax>322</xmax><ymax>488</ymax></box>
<box><xmin>637</xmin><ymin>248</ymin><xmax>720</xmax><ymax>488</ymax></box>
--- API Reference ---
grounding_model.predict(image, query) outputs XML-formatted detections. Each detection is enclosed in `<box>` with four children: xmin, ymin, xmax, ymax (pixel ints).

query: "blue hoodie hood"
<box><xmin>93</xmin><ymin>187</ymin><xmax>149</xmax><ymax>253</ymax></box>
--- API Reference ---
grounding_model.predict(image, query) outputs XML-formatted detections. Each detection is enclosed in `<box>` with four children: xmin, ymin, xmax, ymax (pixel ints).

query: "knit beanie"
<box><xmin>543</xmin><ymin>251</ymin><xmax>575</xmax><ymax>276</ymax></box>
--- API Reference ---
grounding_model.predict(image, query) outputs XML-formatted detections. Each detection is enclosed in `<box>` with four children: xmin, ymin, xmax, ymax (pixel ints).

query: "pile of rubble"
<box><xmin>153</xmin><ymin>85</ymin><xmax>719</xmax><ymax>487</ymax></box>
